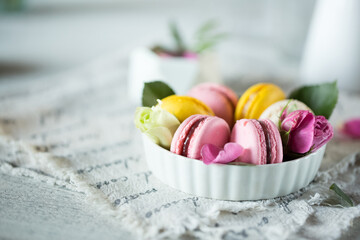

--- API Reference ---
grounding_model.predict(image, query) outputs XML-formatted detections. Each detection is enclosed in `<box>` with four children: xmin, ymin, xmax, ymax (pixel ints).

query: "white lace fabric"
<box><xmin>0</xmin><ymin>55</ymin><xmax>359</xmax><ymax>239</ymax></box>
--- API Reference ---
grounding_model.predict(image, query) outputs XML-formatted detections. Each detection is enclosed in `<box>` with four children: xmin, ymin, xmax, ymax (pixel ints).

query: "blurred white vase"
<box><xmin>128</xmin><ymin>47</ymin><xmax>222</xmax><ymax>105</ymax></box>
<box><xmin>301</xmin><ymin>0</ymin><xmax>360</xmax><ymax>92</ymax></box>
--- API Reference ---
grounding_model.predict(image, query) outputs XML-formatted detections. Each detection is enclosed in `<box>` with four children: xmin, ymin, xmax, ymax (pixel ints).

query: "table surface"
<box><xmin>1</xmin><ymin>1</ymin><xmax>359</xmax><ymax>239</ymax></box>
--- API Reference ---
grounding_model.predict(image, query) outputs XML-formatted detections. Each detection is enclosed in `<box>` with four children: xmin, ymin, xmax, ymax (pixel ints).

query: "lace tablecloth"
<box><xmin>0</xmin><ymin>54</ymin><xmax>359</xmax><ymax>239</ymax></box>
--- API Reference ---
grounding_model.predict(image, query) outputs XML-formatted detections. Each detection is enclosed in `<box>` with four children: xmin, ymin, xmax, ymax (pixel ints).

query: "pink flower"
<box><xmin>281</xmin><ymin>110</ymin><xmax>334</xmax><ymax>155</ymax></box>
<box><xmin>342</xmin><ymin>118</ymin><xmax>360</xmax><ymax>139</ymax></box>
<box><xmin>183</xmin><ymin>51</ymin><xmax>198</xmax><ymax>60</ymax></box>
<box><xmin>281</xmin><ymin>110</ymin><xmax>315</xmax><ymax>154</ymax></box>
<box><xmin>201</xmin><ymin>143</ymin><xmax>243</xmax><ymax>165</ymax></box>
<box><xmin>313</xmin><ymin>116</ymin><xmax>334</xmax><ymax>151</ymax></box>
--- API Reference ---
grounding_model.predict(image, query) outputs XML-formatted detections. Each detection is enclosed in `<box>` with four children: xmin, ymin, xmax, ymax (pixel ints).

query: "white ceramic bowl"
<box><xmin>142</xmin><ymin>135</ymin><xmax>326</xmax><ymax>200</ymax></box>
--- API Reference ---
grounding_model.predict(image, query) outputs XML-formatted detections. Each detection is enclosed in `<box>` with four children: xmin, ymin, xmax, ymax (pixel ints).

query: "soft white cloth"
<box><xmin>0</xmin><ymin>54</ymin><xmax>359</xmax><ymax>239</ymax></box>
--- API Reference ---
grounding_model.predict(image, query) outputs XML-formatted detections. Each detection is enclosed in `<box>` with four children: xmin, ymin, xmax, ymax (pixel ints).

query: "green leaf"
<box><xmin>169</xmin><ymin>21</ymin><xmax>186</xmax><ymax>55</ymax></box>
<box><xmin>142</xmin><ymin>81</ymin><xmax>175</xmax><ymax>107</ymax></box>
<box><xmin>329</xmin><ymin>183</ymin><xmax>354</xmax><ymax>207</ymax></box>
<box><xmin>194</xmin><ymin>41</ymin><xmax>218</xmax><ymax>53</ymax></box>
<box><xmin>192</xmin><ymin>19</ymin><xmax>227</xmax><ymax>53</ymax></box>
<box><xmin>289</xmin><ymin>81</ymin><xmax>338</xmax><ymax>119</ymax></box>
<box><xmin>196</xmin><ymin>20</ymin><xmax>218</xmax><ymax>37</ymax></box>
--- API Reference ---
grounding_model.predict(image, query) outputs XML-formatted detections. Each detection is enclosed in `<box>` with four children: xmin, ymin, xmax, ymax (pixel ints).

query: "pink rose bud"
<box><xmin>281</xmin><ymin>110</ymin><xmax>315</xmax><ymax>154</ymax></box>
<box><xmin>342</xmin><ymin>118</ymin><xmax>360</xmax><ymax>139</ymax></box>
<box><xmin>312</xmin><ymin>116</ymin><xmax>334</xmax><ymax>151</ymax></box>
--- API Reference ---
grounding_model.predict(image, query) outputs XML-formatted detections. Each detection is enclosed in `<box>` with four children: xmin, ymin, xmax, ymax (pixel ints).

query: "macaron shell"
<box><xmin>160</xmin><ymin>95</ymin><xmax>214</xmax><ymax>122</ymax></box>
<box><xmin>234</xmin><ymin>83</ymin><xmax>264</xmax><ymax>120</ymax></box>
<box><xmin>170</xmin><ymin>115</ymin><xmax>203</xmax><ymax>155</ymax></box>
<box><xmin>187</xmin><ymin>116</ymin><xmax>230</xmax><ymax>159</ymax></box>
<box><xmin>191</xmin><ymin>83</ymin><xmax>238</xmax><ymax>107</ymax></box>
<box><xmin>258</xmin><ymin>119</ymin><xmax>283</xmax><ymax>164</ymax></box>
<box><xmin>171</xmin><ymin>115</ymin><xmax>230</xmax><ymax>160</ymax></box>
<box><xmin>234</xmin><ymin>83</ymin><xmax>286</xmax><ymax>120</ymax></box>
<box><xmin>188</xmin><ymin>83</ymin><xmax>238</xmax><ymax>127</ymax></box>
<box><xmin>231</xmin><ymin>119</ymin><xmax>266</xmax><ymax>165</ymax></box>
<box><xmin>188</xmin><ymin>89</ymin><xmax>233</xmax><ymax>127</ymax></box>
<box><xmin>247</xmin><ymin>84</ymin><xmax>286</xmax><ymax>119</ymax></box>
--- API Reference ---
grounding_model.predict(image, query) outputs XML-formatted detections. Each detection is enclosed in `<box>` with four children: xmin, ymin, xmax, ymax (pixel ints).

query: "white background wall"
<box><xmin>0</xmin><ymin>0</ymin><xmax>315</xmax><ymax>83</ymax></box>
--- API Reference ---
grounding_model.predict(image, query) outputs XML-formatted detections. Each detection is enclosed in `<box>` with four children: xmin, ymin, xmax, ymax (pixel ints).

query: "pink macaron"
<box><xmin>171</xmin><ymin>114</ymin><xmax>230</xmax><ymax>160</ymax></box>
<box><xmin>188</xmin><ymin>83</ymin><xmax>238</xmax><ymax>127</ymax></box>
<box><xmin>231</xmin><ymin>119</ymin><xmax>283</xmax><ymax>165</ymax></box>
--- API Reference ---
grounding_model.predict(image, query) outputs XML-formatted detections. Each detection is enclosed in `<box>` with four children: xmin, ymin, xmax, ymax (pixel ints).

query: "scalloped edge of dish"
<box><xmin>142</xmin><ymin>134</ymin><xmax>325</xmax><ymax>200</ymax></box>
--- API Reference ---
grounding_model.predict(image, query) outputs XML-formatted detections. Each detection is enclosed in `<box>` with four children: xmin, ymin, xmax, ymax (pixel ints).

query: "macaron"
<box><xmin>231</xmin><ymin>119</ymin><xmax>283</xmax><ymax>165</ymax></box>
<box><xmin>234</xmin><ymin>83</ymin><xmax>286</xmax><ymax>120</ymax></box>
<box><xmin>160</xmin><ymin>95</ymin><xmax>214</xmax><ymax>122</ymax></box>
<box><xmin>171</xmin><ymin>114</ymin><xmax>230</xmax><ymax>159</ymax></box>
<box><xmin>259</xmin><ymin>99</ymin><xmax>313</xmax><ymax>127</ymax></box>
<box><xmin>188</xmin><ymin>83</ymin><xmax>238</xmax><ymax>127</ymax></box>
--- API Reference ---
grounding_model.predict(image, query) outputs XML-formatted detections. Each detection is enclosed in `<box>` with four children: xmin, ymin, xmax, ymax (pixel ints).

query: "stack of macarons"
<box><xmin>138</xmin><ymin>82</ymin><xmax>316</xmax><ymax>165</ymax></box>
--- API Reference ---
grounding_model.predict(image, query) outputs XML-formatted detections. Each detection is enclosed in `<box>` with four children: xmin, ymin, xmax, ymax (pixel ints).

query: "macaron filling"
<box><xmin>182</xmin><ymin>117</ymin><xmax>206</xmax><ymax>156</ymax></box>
<box><xmin>258</xmin><ymin>120</ymin><xmax>272</xmax><ymax>164</ymax></box>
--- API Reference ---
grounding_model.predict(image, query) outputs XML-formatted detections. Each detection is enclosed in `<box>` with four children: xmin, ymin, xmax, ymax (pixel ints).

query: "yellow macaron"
<box><xmin>160</xmin><ymin>95</ymin><xmax>214</xmax><ymax>122</ymax></box>
<box><xmin>234</xmin><ymin>83</ymin><xmax>286</xmax><ymax>120</ymax></box>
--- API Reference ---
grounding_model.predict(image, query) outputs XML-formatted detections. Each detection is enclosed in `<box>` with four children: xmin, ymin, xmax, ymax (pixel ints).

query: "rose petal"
<box><xmin>134</xmin><ymin>107</ymin><xmax>152</xmax><ymax>132</ymax></box>
<box><xmin>201</xmin><ymin>143</ymin><xmax>244</xmax><ymax>165</ymax></box>
<box><xmin>151</xmin><ymin>105</ymin><xmax>180</xmax><ymax>136</ymax></box>
<box><xmin>312</xmin><ymin>115</ymin><xmax>334</xmax><ymax>151</ymax></box>
<box><xmin>281</xmin><ymin>110</ymin><xmax>315</xmax><ymax>154</ymax></box>
<box><xmin>134</xmin><ymin>106</ymin><xmax>180</xmax><ymax>149</ymax></box>
<box><xmin>342</xmin><ymin>118</ymin><xmax>360</xmax><ymax>138</ymax></box>
<box><xmin>201</xmin><ymin>144</ymin><xmax>221</xmax><ymax>164</ymax></box>
<box><xmin>146</xmin><ymin>127</ymin><xmax>173</xmax><ymax>149</ymax></box>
